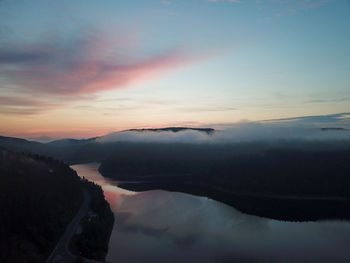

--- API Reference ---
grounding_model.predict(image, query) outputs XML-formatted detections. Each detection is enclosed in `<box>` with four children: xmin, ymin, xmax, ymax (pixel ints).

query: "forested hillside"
<box><xmin>0</xmin><ymin>150</ymin><xmax>82</xmax><ymax>262</ymax></box>
<box><xmin>99</xmin><ymin>144</ymin><xmax>350</xmax><ymax>221</ymax></box>
<box><xmin>0</xmin><ymin>149</ymin><xmax>114</xmax><ymax>263</ymax></box>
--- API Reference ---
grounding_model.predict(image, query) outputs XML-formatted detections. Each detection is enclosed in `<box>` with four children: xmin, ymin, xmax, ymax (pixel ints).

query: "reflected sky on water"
<box><xmin>72</xmin><ymin>163</ymin><xmax>350</xmax><ymax>263</ymax></box>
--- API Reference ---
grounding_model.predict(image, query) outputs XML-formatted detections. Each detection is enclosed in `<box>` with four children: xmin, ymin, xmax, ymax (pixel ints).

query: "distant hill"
<box><xmin>321</xmin><ymin>127</ymin><xmax>350</xmax><ymax>131</ymax></box>
<box><xmin>2</xmin><ymin>126</ymin><xmax>350</xmax><ymax>165</ymax></box>
<box><xmin>0</xmin><ymin>135</ymin><xmax>41</xmax><ymax>146</ymax></box>
<box><xmin>0</xmin><ymin>136</ymin><xmax>100</xmax><ymax>162</ymax></box>
<box><xmin>125</xmin><ymin>127</ymin><xmax>215</xmax><ymax>135</ymax></box>
<box><xmin>47</xmin><ymin>137</ymin><xmax>98</xmax><ymax>147</ymax></box>
<box><xmin>0</xmin><ymin>135</ymin><xmax>50</xmax><ymax>155</ymax></box>
<box><xmin>28</xmin><ymin>136</ymin><xmax>57</xmax><ymax>143</ymax></box>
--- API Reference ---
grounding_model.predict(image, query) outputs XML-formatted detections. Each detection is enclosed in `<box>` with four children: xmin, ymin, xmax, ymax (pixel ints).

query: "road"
<box><xmin>45</xmin><ymin>189</ymin><xmax>104</xmax><ymax>263</ymax></box>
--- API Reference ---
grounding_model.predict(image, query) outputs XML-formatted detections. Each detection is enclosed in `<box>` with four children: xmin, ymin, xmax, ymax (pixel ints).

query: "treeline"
<box><xmin>0</xmin><ymin>150</ymin><xmax>83</xmax><ymax>263</ymax></box>
<box><xmin>70</xmin><ymin>179</ymin><xmax>114</xmax><ymax>261</ymax></box>
<box><xmin>99</xmin><ymin>144</ymin><xmax>350</xmax><ymax>197</ymax></box>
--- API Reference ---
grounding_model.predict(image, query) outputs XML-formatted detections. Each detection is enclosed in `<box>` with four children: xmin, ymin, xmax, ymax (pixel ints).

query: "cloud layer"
<box><xmin>0</xmin><ymin>29</ymin><xmax>203</xmax><ymax>116</ymax></box>
<box><xmin>98</xmin><ymin>112</ymin><xmax>350</xmax><ymax>144</ymax></box>
<box><xmin>0</xmin><ymin>32</ymin><xmax>198</xmax><ymax>96</ymax></box>
<box><xmin>0</xmin><ymin>96</ymin><xmax>62</xmax><ymax>115</ymax></box>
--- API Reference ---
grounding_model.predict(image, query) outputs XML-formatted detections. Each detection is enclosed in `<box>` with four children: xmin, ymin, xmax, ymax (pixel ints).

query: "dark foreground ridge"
<box><xmin>45</xmin><ymin>189</ymin><xmax>90</xmax><ymax>263</ymax></box>
<box><xmin>0</xmin><ymin>150</ymin><xmax>114</xmax><ymax>263</ymax></box>
<box><xmin>99</xmin><ymin>144</ymin><xmax>350</xmax><ymax>221</ymax></box>
<box><xmin>70</xmin><ymin>178</ymin><xmax>114</xmax><ymax>262</ymax></box>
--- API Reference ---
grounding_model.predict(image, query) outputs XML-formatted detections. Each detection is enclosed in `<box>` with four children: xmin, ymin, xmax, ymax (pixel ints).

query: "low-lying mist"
<box><xmin>97</xmin><ymin>122</ymin><xmax>350</xmax><ymax>145</ymax></box>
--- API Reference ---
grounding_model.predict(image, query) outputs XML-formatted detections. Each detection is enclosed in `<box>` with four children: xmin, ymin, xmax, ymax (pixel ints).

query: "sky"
<box><xmin>0</xmin><ymin>0</ymin><xmax>350</xmax><ymax>139</ymax></box>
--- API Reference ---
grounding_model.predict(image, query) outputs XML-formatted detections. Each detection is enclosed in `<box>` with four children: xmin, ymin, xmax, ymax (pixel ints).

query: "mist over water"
<box><xmin>72</xmin><ymin>163</ymin><xmax>350</xmax><ymax>263</ymax></box>
<box><xmin>97</xmin><ymin>118</ymin><xmax>350</xmax><ymax>145</ymax></box>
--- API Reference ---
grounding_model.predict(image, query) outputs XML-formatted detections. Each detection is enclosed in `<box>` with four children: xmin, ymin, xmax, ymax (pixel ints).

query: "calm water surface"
<box><xmin>71</xmin><ymin>163</ymin><xmax>350</xmax><ymax>263</ymax></box>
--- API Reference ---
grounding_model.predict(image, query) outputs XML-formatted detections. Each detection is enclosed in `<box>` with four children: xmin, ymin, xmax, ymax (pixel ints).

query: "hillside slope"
<box><xmin>0</xmin><ymin>150</ymin><xmax>114</xmax><ymax>263</ymax></box>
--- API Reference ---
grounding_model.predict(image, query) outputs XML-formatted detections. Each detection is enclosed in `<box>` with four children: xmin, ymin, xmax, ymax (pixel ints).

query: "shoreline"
<box><xmin>113</xmin><ymin>180</ymin><xmax>350</xmax><ymax>222</ymax></box>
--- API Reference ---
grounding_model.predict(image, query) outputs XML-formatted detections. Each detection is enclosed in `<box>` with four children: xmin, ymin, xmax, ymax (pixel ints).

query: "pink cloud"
<box><xmin>0</xmin><ymin>31</ymin><xmax>203</xmax><ymax>96</ymax></box>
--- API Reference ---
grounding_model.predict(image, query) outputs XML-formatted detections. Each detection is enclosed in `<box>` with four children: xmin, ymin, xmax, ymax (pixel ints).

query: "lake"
<box><xmin>72</xmin><ymin>163</ymin><xmax>350</xmax><ymax>263</ymax></box>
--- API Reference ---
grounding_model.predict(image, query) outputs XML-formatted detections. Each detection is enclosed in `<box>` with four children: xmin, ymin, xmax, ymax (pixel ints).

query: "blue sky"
<box><xmin>0</xmin><ymin>0</ymin><xmax>349</xmax><ymax>138</ymax></box>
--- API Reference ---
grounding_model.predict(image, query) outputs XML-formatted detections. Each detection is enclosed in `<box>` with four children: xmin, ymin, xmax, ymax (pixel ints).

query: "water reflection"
<box><xmin>72</xmin><ymin>163</ymin><xmax>350</xmax><ymax>263</ymax></box>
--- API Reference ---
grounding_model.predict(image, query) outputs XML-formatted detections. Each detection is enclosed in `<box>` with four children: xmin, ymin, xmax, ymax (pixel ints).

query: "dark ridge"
<box><xmin>99</xmin><ymin>145</ymin><xmax>350</xmax><ymax>221</ymax></box>
<box><xmin>0</xmin><ymin>150</ymin><xmax>82</xmax><ymax>263</ymax></box>
<box><xmin>0</xmin><ymin>135</ymin><xmax>39</xmax><ymax>144</ymax></box>
<box><xmin>321</xmin><ymin>127</ymin><xmax>350</xmax><ymax>131</ymax></box>
<box><xmin>125</xmin><ymin>127</ymin><xmax>215</xmax><ymax>135</ymax></box>
<box><xmin>0</xmin><ymin>136</ymin><xmax>49</xmax><ymax>155</ymax></box>
<box><xmin>28</xmin><ymin>136</ymin><xmax>56</xmax><ymax>143</ymax></box>
<box><xmin>0</xmin><ymin>150</ymin><xmax>114</xmax><ymax>263</ymax></box>
<box><xmin>47</xmin><ymin>137</ymin><xmax>98</xmax><ymax>147</ymax></box>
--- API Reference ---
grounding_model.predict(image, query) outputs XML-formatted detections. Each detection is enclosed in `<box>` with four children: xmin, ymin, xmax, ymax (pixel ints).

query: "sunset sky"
<box><xmin>0</xmin><ymin>0</ymin><xmax>350</xmax><ymax>139</ymax></box>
